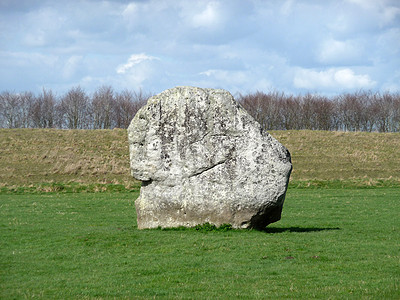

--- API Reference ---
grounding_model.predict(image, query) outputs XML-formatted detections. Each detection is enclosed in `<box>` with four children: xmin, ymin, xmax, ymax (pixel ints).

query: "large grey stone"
<box><xmin>128</xmin><ymin>86</ymin><xmax>292</xmax><ymax>229</ymax></box>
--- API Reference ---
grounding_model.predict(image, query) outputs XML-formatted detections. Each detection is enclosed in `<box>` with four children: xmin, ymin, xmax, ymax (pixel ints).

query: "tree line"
<box><xmin>1</xmin><ymin>86</ymin><xmax>399</xmax><ymax>132</ymax></box>
<box><xmin>238</xmin><ymin>90</ymin><xmax>400</xmax><ymax>132</ymax></box>
<box><xmin>0</xmin><ymin>86</ymin><xmax>149</xmax><ymax>130</ymax></box>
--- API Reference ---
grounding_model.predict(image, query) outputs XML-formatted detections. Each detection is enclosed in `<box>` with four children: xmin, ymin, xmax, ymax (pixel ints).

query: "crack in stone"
<box><xmin>188</xmin><ymin>131</ymin><xmax>212</xmax><ymax>145</ymax></box>
<box><xmin>188</xmin><ymin>157</ymin><xmax>231</xmax><ymax>178</ymax></box>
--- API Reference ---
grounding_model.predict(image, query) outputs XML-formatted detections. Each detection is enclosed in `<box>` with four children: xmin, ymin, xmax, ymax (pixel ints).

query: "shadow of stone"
<box><xmin>262</xmin><ymin>226</ymin><xmax>341</xmax><ymax>233</ymax></box>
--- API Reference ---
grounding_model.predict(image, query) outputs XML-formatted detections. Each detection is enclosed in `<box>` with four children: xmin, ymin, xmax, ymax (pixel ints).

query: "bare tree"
<box><xmin>279</xmin><ymin>94</ymin><xmax>302</xmax><ymax>130</ymax></box>
<box><xmin>338</xmin><ymin>92</ymin><xmax>363</xmax><ymax>131</ymax></box>
<box><xmin>17</xmin><ymin>91</ymin><xmax>35</xmax><ymax>128</ymax></box>
<box><xmin>0</xmin><ymin>91</ymin><xmax>17</xmax><ymax>128</ymax></box>
<box><xmin>357</xmin><ymin>91</ymin><xmax>375</xmax><ymax>132</ymax></box>
<box><xmin>371</xmin><ymin>92</ymin><xmax>398</xmax><ymax>132</ymax></box>
<box><xmin>238</xmin><ymin>91</ymin><xmax>281</xmax><ymax>130</ymax></box>
<box><xmin>300</xmin><ymin>93</ymin><xmax>317</xmax><ymax>130</ymax></box>
<box><xmin>0</xmin><ymin>91</ymin><xmax>33</xmax><ymax>128</ymax></box>
<box><xmin>58</xmin><ymin>86</ymin><xmax>90</xmax><ymax>129</ymax></box>
<box><xmin>393</xmin><ymin>93</ymin><xmax>400</xmax><ymax>132</ymax></box>
<box><xmin>114</xmin><ymin>89</ymin><xmax>149</xmax><ymax>129</ymax></box>
<box><xmin>91</xmin><ymin>85</ymin><xmax>115</xmax><ymax>129</ymax></box>
<box><xmin>313</xmin><ymin>95</ymin><xmax>336</xmax><ymax>131</ymax></box>
<box><xmin>30</xmin><ymin>88</ymin><xmax>56</xmax><ymax>128</ymax></box>
<box><xmin>2</xmin><ymin>86</ymin><xmax>400</xmax><ymax>132</ymax></box>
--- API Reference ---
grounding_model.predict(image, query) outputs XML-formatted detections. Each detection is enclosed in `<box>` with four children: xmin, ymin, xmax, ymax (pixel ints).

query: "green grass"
<box><xmin>1</xmin><ymin>188</ymin><xmax>399</xmax><ymax>299</ymax></box>
<box><xmin>1</xmin><ymin>129</ymin><xmax>399</xmax><ymax>298</ymax></box>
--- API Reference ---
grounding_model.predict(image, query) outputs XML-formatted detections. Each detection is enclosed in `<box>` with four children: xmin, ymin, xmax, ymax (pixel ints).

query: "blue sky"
<box><xmin>1</xmin><ymin>0</ymin><xmax>399</xmax><ymax>96</ymax></box>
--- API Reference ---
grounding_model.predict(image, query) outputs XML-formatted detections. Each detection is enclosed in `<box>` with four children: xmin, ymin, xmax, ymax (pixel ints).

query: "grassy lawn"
<box><xmin>1</xmin><ymin>188</ymin><xmax>399</xmax><ymax>299</ymax></box>
<box><xmin>1</xmin><ymin>129</ymin><xmax>399</xmax><ymax>298</ymax></box>
<box><xmin>1</xmin><ymin>129</ymin><xmax>399</xmax><ymax>189</ymax></box>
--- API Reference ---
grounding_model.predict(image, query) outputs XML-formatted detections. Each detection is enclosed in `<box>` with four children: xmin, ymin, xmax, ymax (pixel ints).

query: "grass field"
<box><xmin>1</xmin><ymin>129</ymin><xmax>399</xmax><ymax>298</ymax></box>
<box><xmin>0</xmin><ymin>129</ymin><xmax>133</xmax><ymax>189</ymax></box>
<box><xmin>1</xmin><ymin>188</ymin><xmax>399</xmax><ymax>299</ymax></box>
<box><xmin>1</xmin><ymin>128</ymin><xmax>399</xmax><ymax>189</ymax></box>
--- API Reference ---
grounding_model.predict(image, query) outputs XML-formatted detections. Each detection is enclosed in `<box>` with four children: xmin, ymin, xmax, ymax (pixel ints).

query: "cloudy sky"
<box><xmin>1</xmin><ymin>0</ymin><xmax>399</xmax><ymax>96</ymax></box>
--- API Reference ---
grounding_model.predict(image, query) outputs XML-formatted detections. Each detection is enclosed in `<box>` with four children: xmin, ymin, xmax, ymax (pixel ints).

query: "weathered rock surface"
<box><xmin>128</xmin><ymin>86</ymin><xmax>292</xmax><ymax>229</ymax></box>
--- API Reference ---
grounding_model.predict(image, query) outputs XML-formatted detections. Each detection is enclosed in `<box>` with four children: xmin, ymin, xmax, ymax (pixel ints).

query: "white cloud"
<box><xmin>122</xmin><ymin>2</ymin><xmax>137</xmax><ymax>18</ymax></box>
<box><xmin>317</xmin><ymin>38</ymin><xmax>364</xmax><ymax>64</ymax></box>
<box><xmin>200</xmin><ymin>69</ymin><xmax>247</xmax><ymax>84</ymax></box>
<box><xmin>381</xmin><ymin>69</ymin><xmax>400</xmax><ymax>92</ymax></box>
<box><xmin>377</xmin><ymin>27</ymin><xmax>400</xmax><ymax>56</ymax></box>
<box><xmin>192</xmin><ymin>1</ymin><xmax>221</xmax><ymax>28</ymax></box>
<box><xmin>116</xmin><ymin>53</ymin><xmax>159</xmax><ymax>74</ymax></box>
<box><xmin>280</xmin><ymin>0</ymin><xmax>294</xmax><ymax>16</ymax></box>
<box><xmin>1</xmin><ymin>0</ymin><xmax>399</xmax><ymax>94</ymax></box>
<box><xmin>294</xmin><ymin>68</ymin><xmax>376</xmax><ymax>90</ymax></box>
<box><xmin>334</xmin><ymin>69</ymin><xmax>374</xmax><ymax>88</ymax></box>
<box><xmin>21</xmin><ymin>7</ymin><xmax>66</xmax><ymax>47</ymax></box>
<box><xmin>121</xmin><ymin>2</ymin><xmax>140</xmax><ymax>28</ymax></box>
<box><xmin>62</xmin><ymin>55</ymin><xmax>83</xmax><ymax>79</ymax></box>
<box><xmin>199</xmin><ymin>67</ymin><xmax>275</xmax><ymax>94</ymax></box>
<box><xmin>381</xmin><ymin>5</ymin><xmax>400</xmax><ymax>25</ymax></box>
<box><xmin>115</xmin><ymin>53</ymin><xmax>165</xmax><ymax>91</ymax></box>
<box><xmin>346</xmin><ymin>0</ymin><xmax>400</xmax><ymax>26</ymax></box>
<box><xmin>3</xmin><ymin>51</ymin><xmax>58</xmax><ymax>68</ymax></box>
<box><xmin>23</xmin><ymin>30</ymin><xmax>47</xmax><ymax>47</ymax></box>
<box><xmin>346</xmin><ymin>0</ymin><xmax>378</xmax><ymax>9</ymax></box>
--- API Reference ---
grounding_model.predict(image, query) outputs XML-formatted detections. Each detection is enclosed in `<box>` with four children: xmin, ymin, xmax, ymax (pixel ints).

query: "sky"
<box><xmin>1</xmin><ymin>0</ymin><xmax>399</xmax><ymax>97</ymax></box>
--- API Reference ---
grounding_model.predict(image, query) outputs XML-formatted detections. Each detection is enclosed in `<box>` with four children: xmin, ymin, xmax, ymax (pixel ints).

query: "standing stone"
<box><xmin>128</xmin><ymin>86</ymin><xmax>292</xmax><ymax>229</ymax></box>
